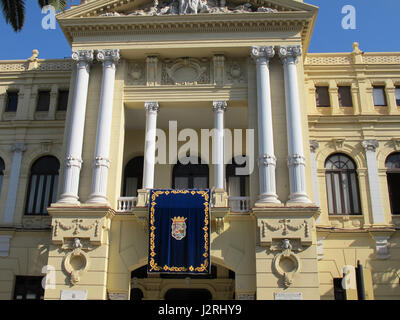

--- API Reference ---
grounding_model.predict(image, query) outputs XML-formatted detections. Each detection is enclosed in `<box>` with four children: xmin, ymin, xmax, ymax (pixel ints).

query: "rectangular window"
<box><xmin>338</xmin><ymin>86</ymin><xmax>353</xmax><ymax>107</ymax></box>
<box><xmin>36</xmin><ymin>90</ymin><xmax>51</xmax><ymax>111</ymax></box>
<box><xmin>13</xmin><ymin>276</ymin><xmax>44</xmax><ymax>300</ymax></box>
<box><xmin>57</xmin><ymin>90</ymin><xmax>69</xmax><ymax>111</ymax></box>
<box><xmin>373</xmin><ymin>86</ymin><xmax>387</xmax><ymax>106</ymax></box>
<box><xmin>5</xmin><ymin>90</ymin><xmax>18</xmax><ymax>112</ymax></box>
<box><xmin>395</xmin><ymin>86</ymin><xmax>400</xmax><ymax>106</ymax></box>
<box><xmin>315</xmin><ymin>86</ymin><xmax>330</xmax><ymax>107</ymax></box>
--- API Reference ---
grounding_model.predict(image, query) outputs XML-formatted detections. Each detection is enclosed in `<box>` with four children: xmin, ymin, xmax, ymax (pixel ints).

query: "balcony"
<box><xmin>117</xmin><ymin>194</ymin><xmax>250</xmax><ymax>213</ymax></box>
<box><xmin>228</xmin><ymin>196</ymin><xmax>250</xmax><ymax>213</ymax></box>
<box><xmin>117</xmin><ymin>197</ymin><xmax>138</xmax><ymax>213</ymax></box>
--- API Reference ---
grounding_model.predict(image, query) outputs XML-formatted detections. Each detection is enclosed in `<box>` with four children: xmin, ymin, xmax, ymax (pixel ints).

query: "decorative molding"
<box><xmin>287</xmin><ymin>154</ymin><xmax>306</xmax><ymax>167</ymax></box>
<box><xmin>97</xmin><ymin>49</ymin><xmax>120</xmax><ymax>67</ymax></box>
<box><xmin>226</xmin><ymin>60</ymin><xmax>246</xmax><ymax>84</ymax></box>
<box><xmin>332</xmin><ymin>138</ymin><xmax>345</xmax><ymax>150</ymax></box>
<box><xmin>65</xmin><ymin>155</ymin><xmax>83</xmax><ymax>169</ymax></box>
<box><xmin>146</xmin><ymin>56</ymin><xmax>158</xmax><ymax>86</ymax></box>
<box><xmin>250</xmin><ymin>46</ymin><xmax>275</xmax><ymax>62</ymax></box>
<box><xmin>11</xmin><ymin>142</ymin><xmax>26</xmax><ymax>153</ymax></box>
<box><xmin>362</xmin><ymin>139</ymin><xmax>379</xmax><ymax>152</ymax></box>
<box><xmin>0</xmin><ymin>235</ymin><xmax>12</xmax><ymax>257</ymax></box>
<box><xmin>371</xmin><ymin>235</ymin><xmax>390</xmax><ymax>260</ymax></box>
<box><xmin>144</xmin><ymin>101</ymin><xmax>160</xmax><ymax>113</ymax></box>
<box><xmin>212</xmin><ymin>100</ymin><xmax>227</xmax><ymax>112</ymax></box>
<box><xmin>108</xmin><ymin>292</ymin><xmax>128</xmax><ymax>300</ymax></box>
<box><xmin>63</xmin><ymin>238</ymin><xmax>89</xmax><ymax>285</ymax></box>
<box><xmin>272</xmin><ymin>239</ymin><xmax>301</xmax><ymax>288</ymax></box>
<box><xmin>126</xmin><ymin>61</ymin><xmax>145</xmax><ymax>85</ymax></box>
<box><xmin>278</xmin><ymin>45</ymin><xmax>302</xmax><ymax>64</ymax></box>
<box><xmin>162</xmin><ymin>57</ymin><xmax>210</xmax><ymax>85</ymax></box>
<box><xmin>213</xmin><ymin>55</ymin><xmax>225</xmax><ymax>86</ymax></box>
<box><xmin>309</xmin><ymin>140</ymin><xmax>319</xmax><ymax>153</ymax></box>
<box><xmin>258</xmin><ymin>154</ymin><xmax>277</xmax><ymax>167</ymax></box>
<box><xmin>71</xmin><ymin>50</ymin><xmax>94</xmax><ymax>70</ymax></box>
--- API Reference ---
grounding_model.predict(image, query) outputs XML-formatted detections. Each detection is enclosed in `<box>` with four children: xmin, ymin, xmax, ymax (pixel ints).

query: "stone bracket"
<box><xmin>369</xmin><ymin>229</ymin><xmax>395</xmax><ymax>260</ymax></box>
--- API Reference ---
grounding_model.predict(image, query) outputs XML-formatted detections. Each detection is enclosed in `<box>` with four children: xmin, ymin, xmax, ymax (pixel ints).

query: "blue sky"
<box><xmin>0</xmin><ymin>0</ymin><xmax>399</xmax><ymax>60</ymax></box>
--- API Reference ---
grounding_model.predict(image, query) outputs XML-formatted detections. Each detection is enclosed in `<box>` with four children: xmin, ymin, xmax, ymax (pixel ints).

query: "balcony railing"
<box><xmin>117</xmin><ymin>197</ymin><xmax>137</xmax><ymax>212</ymax></box>
<box><xmin>228</xmin><ymin>196</ymin><xmax>250</xmax><ymax>213</ymax></box>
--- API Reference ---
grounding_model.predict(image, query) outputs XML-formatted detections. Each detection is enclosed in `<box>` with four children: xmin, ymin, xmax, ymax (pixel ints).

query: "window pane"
<box><xmin>228</xmin><ymin>177</ymin><xmax>241</xmax><ymax>197</ymax></box>
<box><xmin>42</xmin><ymin>175</ymin><xmax>52</xmax><ymax>214</ymax></box>
<box><xmin>333</xmin><ymin>173</ymin><xmax>342</xmax><ymax>214</ymax></box>
<box><xmin>373</xmin><ymin>86</ymin><xmax>387</xmax><ymax>106</ymax></box>
<box><xmin>341</xmin><ymin>173</ymin><xmax>351</xmax><ymax>213</ymax></box>
<box><xmin>125</xmin><ymin>177</ymin><xmax>138</xmax><ymax>196</ymax></box>
<box><xmin>316</xmin><ymin>86</ymin><xmax>330</xmax><ymax>107</ymax></box>
<box><xmin>326</xmin><ymin>174</ymin><xmax>334</xmax><ymax>214</ymax></box>
<box><xmin>27</xmin><ymin>175</ymin><xmax>37</xmax><ymax>214</ymax></box>
<box><xmin>5</xmin><ymin>91</ymin><xmax>18</xmax><ymax>112</ymax></box>
<box><xmin>193</xmin><ymin>176</ymin><xmax>208</xmax><ymax>189</ymax></box>
<box><xmin>175</xmin><ymin>177</ymin><xmax>189</xmax><ymax>189</ymax></box>
<box><xmin>52</xmin><ymin>175</ymin><xmax>58</xmax><ymax>203</ymax></box>
<box><xmin>57</xmin><ymin>90</ymin><xmax>69</xmax><ymax>111</ymax></box>
<box><xmin>396</xmin><ymin>87</ymin><xmax>400</xmax><ymax>106</ymax></box>
<box><xmin>35</xmin><ymin>175</ymin><xmax>45</xmax><ymax>214</ymax></box>
<box><xmin>36</xmin><ymin>91</ymin><xmax>50</xmax><ymax>111</ymax></box>
<box><xmin>338</xmin><ymin>86</ymin><xmax>353</xmax><ymax>107</ymax></box>
<box><xmin>350</xmin><ymin>173</ymin><xmax>360</xmax><ymax>214</ymax></box>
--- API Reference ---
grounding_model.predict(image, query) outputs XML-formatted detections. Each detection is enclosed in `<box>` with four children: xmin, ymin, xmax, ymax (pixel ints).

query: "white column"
<box><xmin>250</xmin><ymin>46</ymin><xmax>280</xmax><ymax>204</ymax></box>
<box><xmin>309</xmin><ymin>140</ymin><xmax>320</xmax><ymax>207</ymax></box>
<box><xmin>58</xmin><ymin>50</ymin><xmax>93</xmax><ymax>204</ymax></box>
<box><xmin>87</xmin><ymin>49</ymin><xmax>120</xmax><ymax>204</ymax></box>
<box><xmin>278</xmin><ymin>45</ymin><xmax>311</xmax><ymax>204</ymax></box>
<box><xmin>212</xmin><ymin>101</ymin><xmax>227</xmax><ymax>189</ymax></box>
<box><xmin>142</xmin><ymin>101</ymin><xmax>159</xmax><ymax>189</ymax></box>
<box><xmin>362</xmin><ymin>139</ymin><xmax>385</xmax><ymax>224</ymax></box>
<box><xmin>3</xmin><ymin>143</ymin><xmax>26</xmax><ymax>224</ymax></box>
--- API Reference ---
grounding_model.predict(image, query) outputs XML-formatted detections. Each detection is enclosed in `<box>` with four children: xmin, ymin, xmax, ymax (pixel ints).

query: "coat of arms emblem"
<box><xmin>171</xmin><ymin>216</ymin><xmax>187</xmax><ymax>240</ymax></box>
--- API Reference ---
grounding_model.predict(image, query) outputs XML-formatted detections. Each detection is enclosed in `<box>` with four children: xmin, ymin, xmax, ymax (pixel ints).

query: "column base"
<box><xmin>57</xmin><ymin>193</ymin><xmax>80</xmax><ymax>205</ymax></box>
<box><xmin>255</xmin><ymin>193</ymin><xmax>282</xmax><ymax>207</ymax></box>
<box><xmin>86</xmin><ymin>193</ymin><xmax>109</xmax><ymax>206</ymax></box>
<box><xmin>287</xmin><ymin>193</ymin><xmax>312</xmax><ymax>205</ymax></box>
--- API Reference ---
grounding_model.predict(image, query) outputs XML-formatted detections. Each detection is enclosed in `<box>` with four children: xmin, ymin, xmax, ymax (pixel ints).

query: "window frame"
<box><xmin>315</xmin><ymin>86</ymin><xmax>331</xmax><ymax>107</ymax></box>
<box><xmin>372</xmin><ymin>85</ymin><xmax>387</xmax><ymax>107</ymax></box>
<box><xmin>25</xmin><ymin>156</ymin><xmax>60</xmax><ymax>216</ymax></box>
<box><xmin>338</xmin><ymin>86</ymin><xmax>353</xmax><ymax>107</ymax></box>
<box><xmin>226</xmin><ymin>157</ymin><xmax>249</xmax><ymax>197</ymax></box>
<box><xmin>122</xmin><ymin>156</ymin><xmax>144</xmax><ymax>197</ymax></box>
<box><xmin>325</xmin><ymin>154</ymin><xmax>361</xmax><ymax>215</ymax></box>
<box><xmin>13</xmin><ymin>276</ymin><xmax>44</xmax><ymax>300</ymax></box>
<box><xmin>5</xmin><ymin>90</ymin><xmax>19</xmax><ymax>112</ymax></box>
<box><xmin>395</xmin><ymin>86</ymin><xmax>400</xmax><ymax>107</ymax></box>
<box><xmin>385</xmin><ymin>152</ymin><xmax>400</xmax><ymax>215</ymax></box>
<box><xmin>36</xmin><ymin>90</ymin><xmax>51</xmax><ymax>112</ymax></box>
<box><xmin>172</xmin><ymin>158</ymin><xmax>209</xmax><ymax>189</ymax></box>
<box><xmin>56</xmin><ymin>89</ymin><xmax>69</xmax><ymax>111</ymax></box>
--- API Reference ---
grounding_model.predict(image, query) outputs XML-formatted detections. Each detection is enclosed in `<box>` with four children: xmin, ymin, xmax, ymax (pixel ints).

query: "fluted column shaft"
<box><xmin>143</xmin><ymin>102</ymin><xmax>159</xmax><ymax>189</ymax></box>
<box><xmin>251</xmin><ymin>46</ymin><xmax>280</xmax><ymax>204</ymax></box>
<box><xmin>3</xmin><ymin>143</ymin><xmax>26</xmax><ymax>223</ymax></box>
<box><xmin>59</xmin><ymin>50</ymin><xmax>93</xmax><ymax>204</ymax></box>
<box><xmin>279</xmin><ymin>45</ymin><xmax>311</xmax><ymax>204</ymax></box>
<box><xmin>362</xmin><ymin>140</ymin><xmax>385</xmax><ymax>224</ymax></box>
<box><xmin>213</xmin><ymin>101</ymin><xmax>227</xmax><ymax>189</ymax></box>
<box><xmin>87</xmin><ymin>49</ymin><xmax>120</xmax><ymax>204</ymax></box>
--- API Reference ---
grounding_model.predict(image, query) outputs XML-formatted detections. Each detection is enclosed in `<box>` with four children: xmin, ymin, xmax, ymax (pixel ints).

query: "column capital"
<box><xmin>362</xmin><ymin>139</ymin><xmax>379</xmax><ymax>152</ymax></box>
<box><xmin>144</xmin><ymin>101</ymin><xmax>159</xmax><ymax>113</ymax></box>
<box><xmin>97</xmin><ymin>49</ymin><xmax>120</xmax><ymax>67</ymax></box>
<box><xmin>250</xmin><ymin>46</ymin><xmax>275</xmax><ymax>63</ymax></box>
<box><xmin>309</xmin><ymin>140</ymin><xmax>320</xmax><ymax>153</ymax></box>
<box><xmin>212</xmin><ymin>100</ymin><xmax>227</xmax><ymax>112</ymax></box>
<box><xmin>278</xmin><ymin>45</ymin><xmax>302</xmax><ymax>64</ymax></box>
<box><xmin>71</xmin><ymin>50</ymin><xmax>94</xmax><ymax>66</ymax></box>
<box><xmin>11</xmin><ymin>142</ymin><xmax>26</xmax><ymax>153</ymax></box>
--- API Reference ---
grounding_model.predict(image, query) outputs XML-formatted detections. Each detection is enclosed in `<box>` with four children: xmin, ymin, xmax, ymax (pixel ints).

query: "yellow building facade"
<box><xmin>0</xmin><ymin>0</ymin><xmax>399</xmax><ymax>300</ymax></box>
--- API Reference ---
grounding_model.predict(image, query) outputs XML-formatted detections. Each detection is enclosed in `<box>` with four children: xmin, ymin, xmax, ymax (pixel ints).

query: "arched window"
<box><xmin>172</xmin><ymin>158</ymin><xmax>209</xmax><ymax>189</ymax></box>
<box><xmin>226</xmin><ymin>157</ymin><xmax>249</xmax><ymax>197</ymax></box>
<box><xmin>385</xmin><ymin>152</ymin><xmax>400</xmax><ymax>215</ymax></box>
<box><xmin>123</xmin><ymin>156</ymin><xmax>143</xmax><ymax>196</ymax></box>
<box><xmin>25</xmin><ymin>156</ymin><xmax>60</xmax><ymax>215</ymax></box>
<box><xmin>0</xmin><ymin>157</ymin><xmax>4</xmax><ymax>196</ymax></box>
<box><xmin>325</xmin><ymin>153</ymin><xmax>361</xmax><ymax>215</ymax></box>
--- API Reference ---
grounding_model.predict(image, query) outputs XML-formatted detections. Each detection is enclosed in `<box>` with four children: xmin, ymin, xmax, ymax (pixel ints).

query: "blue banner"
<box><xmin>148</xmin><ymin>189</ymin><xmax>210</xmax><ymax>274</ymax></box>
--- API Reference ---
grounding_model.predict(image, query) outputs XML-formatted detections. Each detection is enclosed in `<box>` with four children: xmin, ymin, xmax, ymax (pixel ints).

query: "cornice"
<box><xmin>58</xmin><ymin>11</ymin><xmax>315</xmax><ymax>51</ymax></box>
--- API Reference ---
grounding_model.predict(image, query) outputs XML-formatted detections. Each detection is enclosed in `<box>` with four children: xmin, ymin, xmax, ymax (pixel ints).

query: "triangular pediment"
<box><xmin>58</xmin><ymin>0</ymin><xmax>317</xmax><ymax>19</ymax></box>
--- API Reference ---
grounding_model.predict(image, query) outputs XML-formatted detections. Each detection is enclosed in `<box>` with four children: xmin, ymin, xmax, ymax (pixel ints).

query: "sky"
<box><xmin>0</xmin><ymin>0</ymin><xmax>399</xmax><ymax>60</ymax></box>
